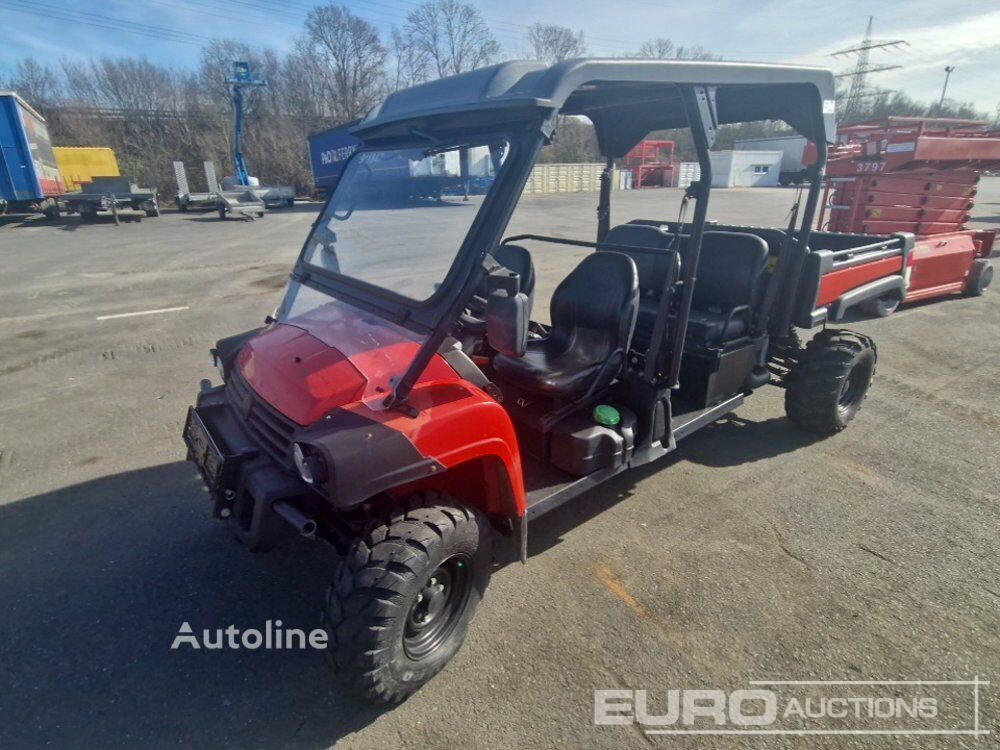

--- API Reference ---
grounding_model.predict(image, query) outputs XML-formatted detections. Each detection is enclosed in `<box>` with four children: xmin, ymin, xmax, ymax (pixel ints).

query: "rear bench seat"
<box><xmin>596</xmin><ymin>224</ymin><xmax>682</xmax><ymax>350</ymax></box>
<box><xmin>598</xmin><ymin>225</ymin><xmax>768</xmax><ymax>351</ymax></box>
<box><xmin>686</xmin><ymin>231</ymin><xmax>769</xmax><ymax>344</ymax></box>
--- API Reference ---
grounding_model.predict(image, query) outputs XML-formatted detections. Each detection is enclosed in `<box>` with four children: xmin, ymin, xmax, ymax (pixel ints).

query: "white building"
<box><xmin>708</xmin><ymin>150</ymin><xmax>784</xmax><ymax>188</ymax></box>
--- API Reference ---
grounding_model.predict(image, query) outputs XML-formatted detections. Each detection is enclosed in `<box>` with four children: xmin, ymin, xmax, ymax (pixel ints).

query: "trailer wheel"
<box><xmin>859</xmin><ymin>294</ymin><xmax>900</xmax><ymax>317</ymax></box>
<box><xmin>323</xmin><ymin>492</ymin><xmax>492</xmax><ymax>703</ymax></box>
<box><xmin>964</xmin><ymin>259</ymin><xmax>993</xmax><ymax>297</ymax></box>
<box><xmin>785</xmin><ymin>329</ymin><xmax>876</xmax><ymax>434</ymax></box>
<box><xmin>218</xmin><ymin>205</ymin><xmax>227</xmax><ymax>220</ymax></box>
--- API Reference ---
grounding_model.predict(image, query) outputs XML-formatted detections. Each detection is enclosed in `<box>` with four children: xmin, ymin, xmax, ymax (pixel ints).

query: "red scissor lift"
<box><xmin>625</xmin><ymin>139</ymin><xmax>676</xmax><ymax>188</ymax></box>
<box><xmin>814</xmin><ymin>118</ymin><xmax>998</xmax><ymax>313</ymax></box>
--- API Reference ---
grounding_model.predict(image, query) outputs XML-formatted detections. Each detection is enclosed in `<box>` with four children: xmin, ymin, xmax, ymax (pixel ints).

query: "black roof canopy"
<box><xmin>353</xmin><ymin>58</ymin><xmax>837</xmax><ymax>155</ymax></box>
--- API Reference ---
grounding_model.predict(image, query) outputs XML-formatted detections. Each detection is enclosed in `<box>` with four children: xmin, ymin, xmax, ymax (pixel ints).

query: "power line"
<box><xmin>829</xmin><ymin>16</ymin><xmax>908</xmax><ymax>123</ymax></box>
<box><xmin>0</xmin><ymin>0</ymin><xmax>215</xmax><ymax>47</ymax></box>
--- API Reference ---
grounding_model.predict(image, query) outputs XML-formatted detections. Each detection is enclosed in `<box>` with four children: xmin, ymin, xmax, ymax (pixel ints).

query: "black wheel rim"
<box><xmin>403</xmin><ymin>556</ymin><xmax>471</xmax><ymax>660</ymax></box>
<box><xmin>838</xmin><ymin>361</ymin><xmax>869</xmax><ymax>415</ymax></box>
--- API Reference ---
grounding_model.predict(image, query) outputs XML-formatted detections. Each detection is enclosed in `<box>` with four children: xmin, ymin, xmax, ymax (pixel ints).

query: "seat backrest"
<box><xmin>493</xmin><ymin>244</ymin><xmax>536</xmax><ymax>300</ymax></box>
<box><xmin>551</xmin><ymin>251</ymin><xmax>639</xmax><ymax>351</ymax></box>
<box><xmin>692</xmin><ymin>231</ymin><xmax>769</xmax><ymax>312</ymax></box>
<box><xmin>598</xmin><ymin>224</ymin><xmax>681</xmax><ymax>300</ymax></box>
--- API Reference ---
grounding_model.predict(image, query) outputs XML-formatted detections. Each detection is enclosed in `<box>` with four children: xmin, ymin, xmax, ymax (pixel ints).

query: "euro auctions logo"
<box><xmin>595</xmin><ymin>678</ymin><xmax>990</xmax><ymax>738</ymax></box>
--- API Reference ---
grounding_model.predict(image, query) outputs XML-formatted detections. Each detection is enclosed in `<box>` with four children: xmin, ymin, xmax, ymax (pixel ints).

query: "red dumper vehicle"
<box><xmin>810</xmin><ymin>117</ymin><xmax>997</xmax><ymax>317</ymax></box>
<box><xmin>184</xmin><ymin>59</ymin><xmax>884</xmax><ymax>701</ymax></box>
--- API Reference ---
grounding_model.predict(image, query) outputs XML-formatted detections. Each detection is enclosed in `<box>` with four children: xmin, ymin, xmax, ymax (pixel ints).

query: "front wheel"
<box><xmin>785</xmin><ymin>329</ymin><xmax>877</xmax><ymax>433</ymax></box>
<box><xmin>323</xmin><ymin>493</ymin><xmax>492</xmax><ymax>703</ymax></box>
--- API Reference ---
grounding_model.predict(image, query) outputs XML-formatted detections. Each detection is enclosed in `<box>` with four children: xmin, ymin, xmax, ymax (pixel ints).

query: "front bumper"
<box><xmin>183</xmin><ymin>385</ymin><xmax>306</xmax><ymax>523</ymax></box>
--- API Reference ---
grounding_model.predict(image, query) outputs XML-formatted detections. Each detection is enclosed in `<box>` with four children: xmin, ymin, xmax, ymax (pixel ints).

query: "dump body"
<box><xmin>53</xmin><ymin>147</ymin><xmax>120</xmax><ymax>191</ymax></box>
<box><xmin>0</xmin><ymin>92</ymin><xmax>61</xmax><ymax>208</ymax></box>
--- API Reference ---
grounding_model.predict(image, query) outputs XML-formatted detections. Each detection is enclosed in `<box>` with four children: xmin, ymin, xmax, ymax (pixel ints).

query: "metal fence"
<box><xmin>522</xmin><ymin>163</ymin><xmax>616</xmax><ymax>194</ymax></box>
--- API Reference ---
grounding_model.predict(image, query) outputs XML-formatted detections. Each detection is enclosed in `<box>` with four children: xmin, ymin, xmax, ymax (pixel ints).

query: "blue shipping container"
<box><xmin>0</xmin><ymin>92</ymin><xmax>62</xmax><ymax>206</ymax></box>
<box><xmin>307</xmin><ymin>125</ymin><xmax>362</xmax><ymax>194</ymax></box>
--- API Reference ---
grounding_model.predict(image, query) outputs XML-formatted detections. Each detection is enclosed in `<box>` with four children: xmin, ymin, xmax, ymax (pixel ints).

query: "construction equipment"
<box><xmin>184</xmin><ymin>58</ymin><xmax>889</xmax><ymax>703</ymax></box>
<box><xmin>625</xmin><ymin>139</ymin><xmax>675</xmax><ymax>187</ymax></box>
<box><xmin>0</xmin><ymin>91</ymin><xmax>61</xmax><ymax>218</ymax></box>
<box><xmin>219</xmin><ymin>61</ymin><xmax>294</xmax><ymax>211</ymax></box>
<box><xmin>814</xmin><ymin>117</ymin><xmax>997</xmax><ymax>315</ymax></box>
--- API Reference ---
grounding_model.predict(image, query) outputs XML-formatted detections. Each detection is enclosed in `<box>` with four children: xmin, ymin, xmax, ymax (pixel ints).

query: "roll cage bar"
<box><xmin>292</xmin><ymin>59</ymin><xmax>835</xmax><ymax>410</ymax></box>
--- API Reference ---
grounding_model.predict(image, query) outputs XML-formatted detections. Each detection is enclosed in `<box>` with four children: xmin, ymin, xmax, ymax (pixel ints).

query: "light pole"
<box><xmin>938</xmin><ymin>65</ymin><xmax>955</xmax><ymax>113</ymax></box>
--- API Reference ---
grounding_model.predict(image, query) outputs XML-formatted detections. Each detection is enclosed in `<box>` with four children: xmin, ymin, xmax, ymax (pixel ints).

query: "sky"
<box><xmin>0</xmin><ymin>0</ymin><xmax>996</xmax><ymax>115</ymax></box>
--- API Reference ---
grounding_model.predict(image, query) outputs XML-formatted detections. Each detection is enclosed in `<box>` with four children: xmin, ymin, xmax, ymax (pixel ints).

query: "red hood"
<box><xmin>236</xmin><ymin>300</ymin><xmax>459</xmax><ymax>426</ymax></box>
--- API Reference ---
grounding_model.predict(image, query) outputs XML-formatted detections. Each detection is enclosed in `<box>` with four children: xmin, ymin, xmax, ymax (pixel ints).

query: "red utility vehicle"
<box><xmin>185</xmin><ymin>60</ymin><xmax>885</xmax><ymax>702</ymax></box>
<box><xmin>812</xmin><ymin>118</ymin><xmax>997</xmax><ymax>316</ymax></box>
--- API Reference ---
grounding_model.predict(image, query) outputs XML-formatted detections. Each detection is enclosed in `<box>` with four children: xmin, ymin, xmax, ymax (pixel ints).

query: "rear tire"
<box><xmin>859</xmin><ymin>294</ymin><xmax>900</xmax><ymax>317</ymax></box>
<box><xmin>964</xmin><ymin>259</ymin><xmax>993</xmax><ymax>297</ymax></box>
<box><xmin>785</xmin><ymin>329</ymin><xmax>877</xmax><ymax>433</ymax></box>
<box><xmin>323</xmin><ymin>493</ymin><xmax>492</xmax><ymax>703</ymax></box>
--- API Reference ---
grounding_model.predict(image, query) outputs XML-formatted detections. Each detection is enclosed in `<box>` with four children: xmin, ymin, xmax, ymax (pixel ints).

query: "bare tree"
<box><xmin>389</xmin><ymin>27</ymin><xmax>431</xmax><ymax>91</ymax></box>
<box><xmin>5</xmin><ymin>57</ymin><xmax>62</xmax><ymax>107</ymax></box>
<box><xmin>304</xmin><ymin>4</ymin><xmax>387</xmax><ymax>121</ymax></box>
<box><xmin>635</xmin><ymin>38</ymin><xmax>675</xmax><ymax>59</ymax></box>
<box><xmin>527</xmin><ymin>23</ymin><xmax>586</xmax><ymax>64</ymax></box>
<box><xmin>635</xmin><ymin>37</ymin><xmax>721</xmax><ymax>61</ymax></box>
<box><xmin>401</xmin><ymin>0</ymin><xmax>500</xmax><ymax>79</ymax></box>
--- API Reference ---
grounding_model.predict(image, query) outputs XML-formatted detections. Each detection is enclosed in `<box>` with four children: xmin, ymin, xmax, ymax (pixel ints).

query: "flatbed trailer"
<box><xmin>173</xmin><ymin>161</ymin><xmax>220</xmax><ymax>212</ymax></box>
<box><xmin>216</xmin><ymin>188</ymin><xmax>265</xmax><ymax>220</ymax></box>
<box><xmin>59</xmin><ymin>176</ymin><xmax>159</xmax><ymax>224</ymax></box>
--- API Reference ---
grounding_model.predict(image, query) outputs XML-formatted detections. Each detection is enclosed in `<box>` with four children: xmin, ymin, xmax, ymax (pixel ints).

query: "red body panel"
<box><xmin>342</xmin><ymin>384</ymin><xmax>527</xmax><ymax>516</ymax></box>
<box><xmin>237</xmin><ymin>299</ymin><xmax>527</xmax><ymax>515</ymax></box>
<box><xmin>907</xmin><ymin>232</ymin><xmax>979</xmax><ymax>295</ymax></box>
<box><xmin>816</xmin><ymin>229</ymin><xmax>992</xmax><ymax>310</ymax></box>
<box><xmin>817</xmin><ymin>256</ymin><xmax>903</xmax><ymax>307</ymax></box>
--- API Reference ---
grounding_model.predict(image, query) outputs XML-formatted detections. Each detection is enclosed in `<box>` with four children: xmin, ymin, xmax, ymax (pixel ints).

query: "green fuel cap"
<box><xmin>593</xmin><ymin>404</ymin><xmax>621</xmax><ymax>427</ymax></box>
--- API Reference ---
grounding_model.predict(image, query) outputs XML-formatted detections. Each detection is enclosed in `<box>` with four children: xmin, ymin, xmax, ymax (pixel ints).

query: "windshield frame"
<box><xmin>287</xmin><ymin>130</ymin><xmax>529</xmax><ymax>335</ymax></box>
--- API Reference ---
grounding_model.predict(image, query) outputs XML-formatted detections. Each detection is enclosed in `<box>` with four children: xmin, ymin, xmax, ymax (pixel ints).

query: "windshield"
<box><xmin>300</xmin><ymin>139</ymin><xmax>510</xmax><ymax>303</ymax></box>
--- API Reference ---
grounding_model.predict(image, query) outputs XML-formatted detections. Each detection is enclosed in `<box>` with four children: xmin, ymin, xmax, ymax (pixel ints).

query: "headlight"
<box><xmin>293</xmin><ymin>443</ymin><xmax>327</xmax><ymax>486</ymax></box>
<box><xmin>293</xmin><ymin>443</ymin><xmax>313</xmax><ymax>484</ymax></box>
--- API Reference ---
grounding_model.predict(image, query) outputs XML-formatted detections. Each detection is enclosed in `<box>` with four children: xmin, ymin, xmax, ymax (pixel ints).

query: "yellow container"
<box><xmin>53</xmin><ymin>147</ymin><xmax>120</xmax><ymax>191</ymax></box>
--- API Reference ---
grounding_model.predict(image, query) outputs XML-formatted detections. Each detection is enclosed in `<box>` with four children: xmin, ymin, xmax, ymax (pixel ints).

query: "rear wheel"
<box><xmin>323</xmin><ymin>493</ymin><xmax>492</xmax><ymax>703</ymax></box>
<box><xmin>785</xmin><ymin>329</ymin><xmax>876</xmax><ymax>433</ymax></box>
<box><xmin>859</xmin><ymin>294</ymin><xmax>900</xmax><ymax>317</ymax></box>
<box><xmin>217</xmin><ymin>204</ymin><xmax>227</xmax><ymax>220</ymax></box>
<box><xmin>964</xmin><ymin>259</ymin><xmax>993</xmax><ymax>297</ymax></box>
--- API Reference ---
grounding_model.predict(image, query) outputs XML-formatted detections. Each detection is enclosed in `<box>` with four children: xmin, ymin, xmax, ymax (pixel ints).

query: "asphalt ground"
<box><xmin>1</xmin><ymin>180</ymin><xmax>998</xmax><ymax>749</ymax></box>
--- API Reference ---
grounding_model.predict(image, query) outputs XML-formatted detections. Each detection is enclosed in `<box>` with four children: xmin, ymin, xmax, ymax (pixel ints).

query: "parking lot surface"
<box><xmin>1</xmin><ymin>182</ymin><xmax>998</xmax><ymax>749</ymax></box>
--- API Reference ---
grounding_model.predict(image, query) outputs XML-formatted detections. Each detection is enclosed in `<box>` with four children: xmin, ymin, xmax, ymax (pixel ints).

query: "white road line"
<box><xmin>95</xmin><ymin>306</ymin><xmax>190</xmax><ymax>321</ymax></box>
